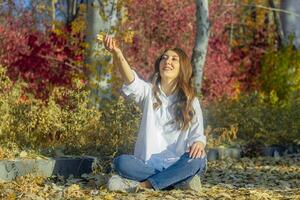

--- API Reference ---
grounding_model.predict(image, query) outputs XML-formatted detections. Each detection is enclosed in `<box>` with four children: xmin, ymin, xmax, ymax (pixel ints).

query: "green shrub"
<box><xmin>0</xmin><ymin>65</ymin><xmax>141</xmax><ymax>159</ymax></box>
<box><xmin>259</xmin><ymin>42</ymin><xmax>300</xmax><ymax>101</ymax></box>
<box><xmin>96</xmin><ymin>97</ymin><xmax>141</xmax><ymax>157</ymax></box>
<box><xmin>0</xmin><ymin>68</ymin><xmax>102</xmax><ymax>151</ymax></box>
<box><xmin>204</xmin><ymin>91</ymin><xmax>300</xmax><ymax>147</ymax></box>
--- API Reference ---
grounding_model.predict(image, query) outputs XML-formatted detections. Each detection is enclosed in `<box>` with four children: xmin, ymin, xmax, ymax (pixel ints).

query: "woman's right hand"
<box><xmin>103</xmin><ymin>35</ymin><xmax>134</xmax><ymax>84</ymax></box>
<box><xmin>104</xmin><ymin>35</ymin><xmax>120</xmax><ymax>53</ymax></box>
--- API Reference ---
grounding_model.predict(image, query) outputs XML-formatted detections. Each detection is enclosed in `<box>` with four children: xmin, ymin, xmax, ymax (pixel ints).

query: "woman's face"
<box><xmin>159</xmin><ymin>50</ymin><xmax>180</xmax><ymax>81</ymax></box>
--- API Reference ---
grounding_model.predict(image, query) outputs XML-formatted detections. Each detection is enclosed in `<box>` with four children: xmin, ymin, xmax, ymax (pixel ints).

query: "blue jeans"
<box><xmin>112</xmin><ymin>153</ymin><xmax>207</xmax><ymax>190</ymax></box>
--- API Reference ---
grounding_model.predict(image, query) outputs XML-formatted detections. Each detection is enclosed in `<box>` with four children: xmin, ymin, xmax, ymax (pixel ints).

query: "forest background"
<box><xmin>0</xmin><ymin>0</ymin><xmax>299</xmax><ymax>160</ymax></box>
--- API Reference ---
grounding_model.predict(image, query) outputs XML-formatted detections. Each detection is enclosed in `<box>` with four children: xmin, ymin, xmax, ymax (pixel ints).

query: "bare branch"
<box><xmin>241</xmin><ymin>3</ymin><xmax>300</xmax><ymax>18</ymax></box>
<box><xmin>37</xmin><ymin>53</ymin><xmax>84</xmax><ymax>73</ymax></box>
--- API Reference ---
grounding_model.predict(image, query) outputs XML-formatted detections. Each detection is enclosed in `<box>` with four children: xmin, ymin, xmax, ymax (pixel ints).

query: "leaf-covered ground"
<box><xmin>0</xmin><ymin>155</ymin><xmax>299</xmax><ymax>200</ymax></box>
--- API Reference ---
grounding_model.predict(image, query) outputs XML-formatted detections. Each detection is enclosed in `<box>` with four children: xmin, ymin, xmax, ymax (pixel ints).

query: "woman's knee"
<box><xmin>188</xmin><ymin>156</ymin><xmax>207</xmax><ymax>175</ymax></box>
<box><xmin>113</xmin><ymin>154</ymin><xmax>132</xmax><ymax>173</ymax></box>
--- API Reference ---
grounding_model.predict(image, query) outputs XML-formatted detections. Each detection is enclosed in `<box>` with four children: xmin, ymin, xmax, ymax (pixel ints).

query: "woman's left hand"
<box><xmin>187</xmin><ymin>141</ymin><xmax>206</xmax><ymax>159</ymax></box>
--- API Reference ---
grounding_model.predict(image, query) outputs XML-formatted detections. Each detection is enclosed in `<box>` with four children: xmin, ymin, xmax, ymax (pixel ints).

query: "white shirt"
<box><xmin>122</xmin><ymin>70</ymin><xmax>206</xmax><ymax>171</ymax></box>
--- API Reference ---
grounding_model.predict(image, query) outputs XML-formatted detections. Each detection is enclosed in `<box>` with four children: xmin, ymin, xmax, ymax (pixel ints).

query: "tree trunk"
<box><xmin>280</xmin><ymin>0</ymin><xmax>300</xmax><ymax>48</ymax></box>
<box><xmin>7</xmin><ymin>0</ymin><xmax>14</xmax><ymax>16</ymax></box>
<box><xmin>268</xmin><ymin>0</ymin><xmax>284</xmax><ymax>48</ymax></box>
<box><xmin>56</xmin><ymin>0</ymin><xmax>120</xmax><ymax>103</ymax></box>
<box><xmin>66</xmin><ymin>0</ymin><xmax>78</xmax><ymax>23</ymax></box>
<box><xmin>85</xmin><ymin>0</ymin><xmax>119</xmax><ymax>103</ymax></box>
<box><xmin>192</xmin><ymin>0</ymin><xmax>210</xmax><ymax>94</ymax></box>
<box><xmin>51</xmin><ymin>0</ymin><xmax>57</xmax><ymax>29</ymax></box>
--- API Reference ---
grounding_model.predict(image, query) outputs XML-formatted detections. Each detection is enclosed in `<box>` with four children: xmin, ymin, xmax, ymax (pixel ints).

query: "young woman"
<box><xmin>104</xmin><ymin>35</ymin><xmax>207</xmax><ymax>192</ymax></box>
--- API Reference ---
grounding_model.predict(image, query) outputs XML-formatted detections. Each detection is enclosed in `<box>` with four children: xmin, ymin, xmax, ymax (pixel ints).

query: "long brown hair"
<box><xmin>151</xmin><ymin>47</ymin><xmax>196</xmax><ymax>131</ymax></box>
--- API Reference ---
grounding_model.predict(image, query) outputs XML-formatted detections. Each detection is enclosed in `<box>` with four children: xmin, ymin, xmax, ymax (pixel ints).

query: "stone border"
<box><xmin>1</xmin><ymin>145</ymin><xmax>299</xmax><ymax>181</ymax></box>
<box><xmin>207</xmin><ymin>145</ymin><xmax>300</xmax><ymax>161</ymax></box>
<box><xmin>207</xmin><ymin>147</ymin><xmax>241</xmax><ymax>161</ymax></box>
<box><xmin>0</xmin><ymin>156</ymin><xmax>95</xmax><ymax>181</ymax></box>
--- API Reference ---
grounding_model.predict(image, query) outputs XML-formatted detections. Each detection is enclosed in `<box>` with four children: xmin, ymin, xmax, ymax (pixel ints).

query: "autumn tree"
<box><xmin>54</xmin><ymin>0</ymin><xmax>124</xmax><ymax>102</ymax></box>
<box><xmin>120</xmin><ymin>0</ymin><xmax>196</xmax><ymax>79</ymax></box>
<box><xmin>0</xmin><ymin>0</ymin><xmax>124</xmax><ymax>101</ymax></box>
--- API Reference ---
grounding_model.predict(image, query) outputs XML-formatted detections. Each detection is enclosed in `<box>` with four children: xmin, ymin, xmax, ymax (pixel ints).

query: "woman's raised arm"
<box><xmin>104</xmin><ymin>35</ymin><xmax>134</xmax><ymax>84</ymax></box>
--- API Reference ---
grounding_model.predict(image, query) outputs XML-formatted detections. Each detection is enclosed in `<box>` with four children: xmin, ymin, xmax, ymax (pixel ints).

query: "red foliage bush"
<box><xmin>122</xmin><ymin>0</ymin><xmax>271</xmax><ymax>103</ymax></box>
<box><xmin>0</xmin><ymin>14</ymin><xmax>84</xmax><ymax>99</ymax></box>
<box><xmin>0</xmin><ymin>1</ymin><xmax>272</xmax><ymax>102</ymax></box>
<box><xmin>201</xmin><ymin>1</ymin><xmax>270</xmax><ymax>103</ymax></box>
<box><xmin>121</xmin><ymin>0</ymin><xmax>196</xmax><ymax>80</ymax></box>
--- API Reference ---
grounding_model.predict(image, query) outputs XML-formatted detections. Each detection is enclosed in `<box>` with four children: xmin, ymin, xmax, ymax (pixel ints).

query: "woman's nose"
<box><xmin>166</xmin><ymin>58</ymin><xmax>172</xmax><ymax>64</ymax></box>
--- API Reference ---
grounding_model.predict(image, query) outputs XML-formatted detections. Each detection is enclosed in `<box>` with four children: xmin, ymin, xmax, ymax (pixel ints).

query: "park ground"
<box><xmin>0</xmin><ymin>155</ymin><xmax>299</xmax><ymax>200</ymax></box>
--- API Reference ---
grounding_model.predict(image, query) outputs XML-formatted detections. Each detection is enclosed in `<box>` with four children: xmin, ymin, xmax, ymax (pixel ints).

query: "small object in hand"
<box><xmin>97</xmin><ymin>33</ymin><xmax>104</xmax><ymax>42</ymax></box>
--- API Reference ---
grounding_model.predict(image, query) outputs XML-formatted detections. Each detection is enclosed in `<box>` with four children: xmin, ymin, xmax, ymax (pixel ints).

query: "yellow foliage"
<box><xmin>0</xmin><ymin>146</ymin><xmax>4</xmax><ymax>159</ymax></box>
<box><xmin>269</xmin><ymin>90</ymin><xmax>279</xmax><ymax>105</ymax></box>
<box><xmin>79</xmin><ymin>4</ymin><xmax>87</xmax><ymax>12</ymax></box>
<box><xmin>64</xmin><ymin>184</ymin><xmax>85</xmax><ymax>198</ymax></box>
<box><xmin>71</xmin><ymin>18</ymin><xmax>86</xmax><ymax>35</ymax></box>
<box><xmin>260</xmin><ymin>42</ymin><xmax>300</xmax><ymax>100</ymax></box>
<box><xmin>258</xmin><ymin>91</ymin><xmax>266</xmax><ymax>103</ymax></box>
<box><xmin>206</xmin><ymin>124</ymin><xmax>239</xmax><ymax>148</ymax></box>
<box><xmin>97</xmin><ymin>30</ymin><xmax>134</xmax><ymax>44</ymax></box>
<box><xmin>36</xmin><ymin>4</ymin><xmax>46</xmax><ymax>12</ymax></box>
<box><xmin>123</xmin><ymin>30</ymin><xmax>134</xmax><ymax>44</ymax></box>
<box><xmin>81</xmin><ymin>42</ymin><xmax>90</xmax><ymax>50</ymax></box>
<box><xmin>97</xmin><ymin>32</ymin><xmax>105</xmax><ymax>42</ymax></box>
<box><xmin>52</xmin><ymin>27</ymin><xmax>63</xmax><ymax>36</ymax></box>
<box><xmin>231</xmin><ymin>0</ymin><xmax>277</xmax><ymax>48</ymax></box>
<box><xmin>232</xmin><ymin>82</ymin><xmax>241</xmax><ymax>100</ymax></box>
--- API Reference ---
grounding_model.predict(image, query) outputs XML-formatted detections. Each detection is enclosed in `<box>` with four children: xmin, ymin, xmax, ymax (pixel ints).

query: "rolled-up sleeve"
<box><xmin>121</xmin><ymin>70</ymin><xmax>151</xmax><ymax>106</ymax></box>
<box><xmin>186</xmin><ymin>98</ymin><xmax>206</xmax><ymax>148</ymax></box>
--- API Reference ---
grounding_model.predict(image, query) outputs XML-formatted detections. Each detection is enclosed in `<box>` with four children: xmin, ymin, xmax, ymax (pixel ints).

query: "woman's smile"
<box><xmin>159</xmin><ymin>50</ymin><xmax>180</xmax><ymax>80</ymax></box>
<box><xmin>162</xmin><ymin>65</ymin><xmax>174</xmax><ymax>71</ymax></box>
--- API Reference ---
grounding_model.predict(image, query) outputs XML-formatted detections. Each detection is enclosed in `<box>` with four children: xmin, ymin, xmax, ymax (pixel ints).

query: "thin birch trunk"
<box><xmin>51</xmin><ymin>0</ymin><xmax>57</xmax><ymax>29</ymax></box>
<box><xmin>66</xmin><ymin>0</ymin><xmax>78</xmax><ymax>23</ymax></box>
<box><xmin>85</xmin><ymin>0</ymin><xmax>119</xmax><ymax>103</ymax></box>
<box><xmin>192</xmin><ymin>0</ymin><xmax>210</xmax><ymax>94</ymax></box>
<box><xmin>268</xmin><ymin>0</ymin><xmax>284</xmax><ymax>48</ymax></box>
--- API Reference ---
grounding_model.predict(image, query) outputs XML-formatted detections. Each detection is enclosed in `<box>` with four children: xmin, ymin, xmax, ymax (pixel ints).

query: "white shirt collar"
<box><xmin>157</xmin><ymin>82</ymin><xmax>179</xmax><ymax>101</ymax></box>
